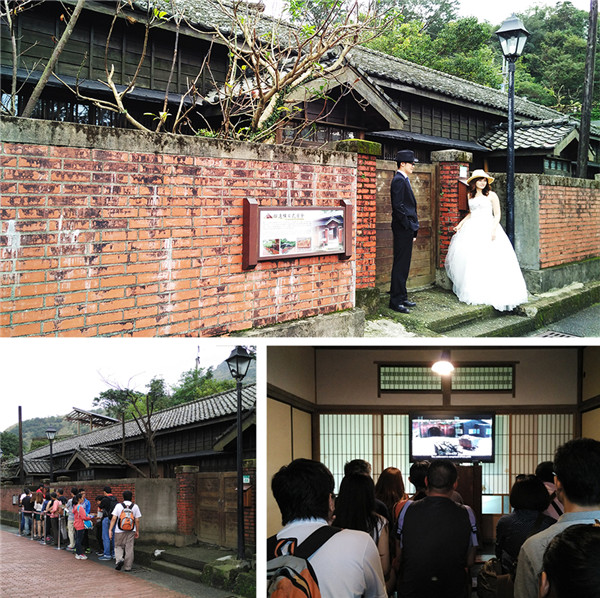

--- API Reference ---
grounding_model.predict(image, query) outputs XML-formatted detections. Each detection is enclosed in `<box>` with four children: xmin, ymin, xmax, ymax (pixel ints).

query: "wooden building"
<box><xmin>2</xmin><ymin>0</ymin><xmax>598</xmax><ymax>176</ymax></box>
<box><xmin>5</xmin><ymin>384</ymin><xmax>256</xmax><ymax>484</ymax></box>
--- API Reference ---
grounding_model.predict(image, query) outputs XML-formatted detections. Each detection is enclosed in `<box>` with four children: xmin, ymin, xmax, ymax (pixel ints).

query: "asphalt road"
<box><xmin>530</xmin><ymin>303</ymin><xmax>600</xmax><ymax>338</ymax></box>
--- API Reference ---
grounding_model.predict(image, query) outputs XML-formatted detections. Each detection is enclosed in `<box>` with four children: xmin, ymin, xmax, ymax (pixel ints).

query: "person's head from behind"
<box><xmin>375</xmin><ymin>467</ymin><xmax>405</xmax><ymax>509</ymax></box>
<box><xmin>123</xmin><ymin>490</ymin><xmax>133</xmax><ymax>503</ymax></box>
<box><xmin>553</xmin><ymin>438</ymin><xmax>600</xmax><ymax>507</ymax></box>
<box><xmin>540</xmin><ymin>524</ymin><xmax>600</xmax><ymax>598</ymax></box>
<box><xmin>535</xmin><ymin>461</ymin><xmax>555</xmax><ymax>484</ymax></box>
<box><xmin>75</xmin><ymin>493</ymin><xmax>84</xmax><ymax>504</ymax></box>
<box><xmin>510</xmin><ymin>474</ymin><xmax>550</xmax><ymax>511</ymax></box>
<box><xmin>272</xmin><ymin>459</ymin><xmax>335</xmax><ymax>526</ymax></box>
<box><xmin>335</xmin><ymin>473</ymin><xmax>377</xmax><ymax>533</ymax></box>
<box><xmin>344</xmin><ymin>459</ymin><xmax>372</xmax><ymax>477</ymax></box>
<box><xmin>71</xmin><ymin>486</ymin><xmax>78</xmax><ymax>497</ymax></box>
<box><xmin>409</xmin><ymin>460</ymin><xmax>430</xmax><ymax>491</ymax></box>
<box><xmin>426</xmin><ymin>460</ymin><xmax>457</xmax><ymax>494</ymax></box>
<box><xmin>103</xmin><ymin>486</ymin><xmax>112</xmax><ymax>495</ymax></box>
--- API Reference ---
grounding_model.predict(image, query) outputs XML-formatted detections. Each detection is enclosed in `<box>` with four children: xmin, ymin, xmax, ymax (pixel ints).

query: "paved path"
<box><xmin>0</xmin><ymin>530</ymin><xmax>196</xmax><ymax>597</ymax></box>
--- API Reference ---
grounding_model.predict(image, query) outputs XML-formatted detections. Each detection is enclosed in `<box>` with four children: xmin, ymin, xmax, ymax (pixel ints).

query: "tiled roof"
<box><xmin>21</xmin><ymin>384</ymin><xmax>256</xmax><ymax>460</ymax></box>
<box><xmin>69</xmin><ymin>448</ymin><xmax>128</xmax><ymax>467</ymax></box>
<box><xmin>348</xmin><ymin>47</ymin><xmax>561</xmax><ymax>121</ymax></box>
<box><xmin>135</xmin><ymin>0</ymin><xmax>561</xmax><ymax>122</ymax></box>
<box><xmin>479</xmin><ymin>117</ymin><xmax>578</xmax><ymax>151</ymax></box>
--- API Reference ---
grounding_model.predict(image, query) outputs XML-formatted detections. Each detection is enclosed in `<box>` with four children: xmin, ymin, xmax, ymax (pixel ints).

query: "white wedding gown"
<box><xmin>445</xmin><ymin>194</ymin><xmax>528</xmax><ymax>311</ymax></box>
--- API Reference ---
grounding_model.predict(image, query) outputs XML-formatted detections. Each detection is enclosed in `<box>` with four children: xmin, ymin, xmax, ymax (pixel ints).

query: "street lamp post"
<box><xmin>496</xmin><ymin>14</ymin><xmax>530</xmax><ymax>246</ymax></box>
<box><xmin>226</xmin><ymin>346</ymin><xmax>252</xmax><ymax>561</ymax></box>
<box><xmin>45</xmin><ymin>427</ymin><xmax>57</xmax><ymax>483</ymax></box>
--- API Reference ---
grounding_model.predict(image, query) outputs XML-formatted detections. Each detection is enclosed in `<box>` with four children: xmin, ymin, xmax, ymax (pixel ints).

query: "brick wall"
<box><xmin>1</xmin><ymin>118</ymin><xmax>358</xmax><ymax>337</ymax></box>
<box><xmin>355</xmin><ymin>153</ymin><xmax>377</xmax><ymax>288</ymax></box>
<box><xmin>539</xmin><ymin>183</ymin><xmax>600</xmax><ymax>268</ymax></box>
<box><xmin>434</xmin><ymin>153</ymin><xmax>471</xmax><ymax>267</ymax></box>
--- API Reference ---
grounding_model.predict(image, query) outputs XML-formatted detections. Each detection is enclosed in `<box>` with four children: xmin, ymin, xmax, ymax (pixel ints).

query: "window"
<box><xmin>319</xmin><ymin>413</ymin><xmax>573</xmax><ymax>508</ymax></box>
<box><xmin>378</xmin><ymin>364</ymin><xmax>515</xmax><ymax>395</ymax></box>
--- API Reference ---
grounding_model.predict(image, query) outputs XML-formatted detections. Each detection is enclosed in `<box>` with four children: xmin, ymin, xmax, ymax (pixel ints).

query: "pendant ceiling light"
<box><xmin>431</xmin><ymin>350</ymin><xmax>454</xmax><ymax>376</ymax></box>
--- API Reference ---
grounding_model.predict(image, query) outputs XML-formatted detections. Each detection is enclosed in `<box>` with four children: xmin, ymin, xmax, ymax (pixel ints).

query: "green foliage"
<box><xmin>365</xmin><ymin>18</ymin><xmax>501</xmax><ymax>88</ymax></box>
<box><xmin>171</xmin><ymin>367</ymin><xmax>236</xmax><ymax>405</ymax></box>
<box><xmin>377</xmin><ymin>0</ymin><xmax>459</xmax><ymax>38</ymax></box>
<box><xmin>519</xmin><ymin>2</ymin><xmax>598</xmax><ymax>112</ymax></box>
<box><xmin>0</xmin><ymin>431</ymin><xmax>19</xmax><ymax>459</ymax></box>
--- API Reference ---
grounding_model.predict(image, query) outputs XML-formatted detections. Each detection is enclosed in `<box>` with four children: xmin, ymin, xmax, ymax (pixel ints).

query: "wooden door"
<box><xmin>196</xmin><ymin>472</ymin><xmax>238</xmax><ymax>548</ymax></box>
<box><xmin>375</xmin><ymin>160</ymin><xmax>437</xmax><ymax>289</ymax></box>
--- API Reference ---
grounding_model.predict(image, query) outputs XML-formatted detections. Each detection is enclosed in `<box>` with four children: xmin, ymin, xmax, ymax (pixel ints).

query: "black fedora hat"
<box><xmin>395</xmin><ymin>149</ymin><xmax>418</xmax><ymax>164</ymax></box>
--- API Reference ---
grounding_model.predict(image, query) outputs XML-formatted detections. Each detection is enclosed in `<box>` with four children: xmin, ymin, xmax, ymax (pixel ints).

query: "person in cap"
<box><xmin>444</xmin><ymin>169</ymin><xmax>528</xmax><ymax>311</ymax></box>
<box><xmin>389</xmin><ymin>149</ymin><xmax>419</xmax><ymax>313</ymax></box>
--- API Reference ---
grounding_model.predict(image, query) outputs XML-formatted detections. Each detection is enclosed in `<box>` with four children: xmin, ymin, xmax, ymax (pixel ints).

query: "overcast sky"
<box><xmin>262</xmin><ymin>0</ymin><xmax>592</xmax><ymax>26</ymax></box>
<box><xmin>0</xmin><ymin>339</ymin><xmax>245</xmax><ymax>432</ymax></box>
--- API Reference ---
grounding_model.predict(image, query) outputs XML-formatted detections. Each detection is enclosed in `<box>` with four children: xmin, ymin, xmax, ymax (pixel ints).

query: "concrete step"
<box><xmin>159</xmin><ymin>550</ymin><xmax>209</xmax><ymax>570</ymax></box>
<box><xmin>151</xmin><ymin>559</ymin><xmax>204</xmax><ymax>583</ymax></box>
<box><xmin>444</xmin><ymin>313</ymin><xmax>535</xmax><ymax>337</ymax></box>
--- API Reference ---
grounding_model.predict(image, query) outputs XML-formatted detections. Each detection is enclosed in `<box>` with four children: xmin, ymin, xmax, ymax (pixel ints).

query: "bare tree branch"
<box><xmin>21</xmin><ymin>0</ymin><xmax>86</xmax><ymax>118</ymax></box>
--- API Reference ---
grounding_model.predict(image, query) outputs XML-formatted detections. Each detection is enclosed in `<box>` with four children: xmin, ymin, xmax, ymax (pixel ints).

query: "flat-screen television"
<box><xmin>409</xmin><ymin>414</ymin><xmax>495</xmax><ymax>463</ymax></box>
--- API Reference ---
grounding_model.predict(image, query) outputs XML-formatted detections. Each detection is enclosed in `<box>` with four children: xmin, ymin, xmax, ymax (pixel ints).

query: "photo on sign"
<box><xmin>259</xmin><ymin>209</ymin><xmax>345</xmax><ymax>258</ymax></box>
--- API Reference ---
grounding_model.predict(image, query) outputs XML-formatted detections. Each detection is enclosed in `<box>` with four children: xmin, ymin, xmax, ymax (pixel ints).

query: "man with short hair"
<box><xmin>98</xmin><ymin>486</ymin><xmax>117</xmax><ymax>560</ymax></box>
<box><xmin>269</xmin><ymin>458</ymin><xmax>386</xmax><ymax>598</ymax></box>
<box><xmin>514</xmin><ymin>438</ymin><xmax>600</xmax><ymax>598</ymax></box>
<box><xmin>109</xmin><ymin>490</ymin><xmax>141</xmax><ymax>572</ymax></box>
<box><xmin>20</xmin><ymin>488</ymin><xmax>33</xmax><ymax>537</ymax></box>
<box><xmin>389</xmin><ymin>149</ymin><xmax>419</xmax><ymax>314</ymax></box>
<box><xmin>396</xmin><ymin>460</ymin><xmax>477</xmax><ymax>598</ymax></box>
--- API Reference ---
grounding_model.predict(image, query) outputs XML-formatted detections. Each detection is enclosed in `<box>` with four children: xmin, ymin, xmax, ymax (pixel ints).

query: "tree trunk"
<box><xmin>21</xmin><ymin>0</ymin><xmax>86</xmax><ymax>118</ymax></box>
<box><xmin>576</xmin><ymin>0</ymin><xmax>598</xmax><ymax>179</ymax></box>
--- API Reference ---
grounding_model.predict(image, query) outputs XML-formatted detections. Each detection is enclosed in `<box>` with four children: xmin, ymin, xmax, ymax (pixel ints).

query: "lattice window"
<box><xmin>379</xmin><ymin>366</ymin><xmax>442</xmax><ymax>392</ymax></box>
<box><xmin>378</xmin><ymin>364</ymin><xmax>515</xmax><ymax>394</ymax></box>
<box><xmin>320</xmin><ymin>412</ymin><xmax>574</xmax><ymax>511</ymax></box>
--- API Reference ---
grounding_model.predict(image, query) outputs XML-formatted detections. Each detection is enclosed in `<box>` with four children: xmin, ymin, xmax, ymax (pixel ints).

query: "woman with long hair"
<box><xmin>334</xmin><ymin>473</ymin><xmax>391</xmax><ymax>582</ymax></box>
<box><xmin>375</xmin><ymin>467</ymin><xmax>409</xmax><ymax>594</ymax></box>
<box><xmin>445</xmin><ymin>169</ymin><xmax>528</xmax><ymax>311</ymax></box>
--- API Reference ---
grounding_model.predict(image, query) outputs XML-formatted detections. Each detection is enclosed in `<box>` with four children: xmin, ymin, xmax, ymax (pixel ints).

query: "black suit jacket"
<box><xmin>391</xmin><ymin>171</ymin><xmax>419</xmax><ymax>236</ymax></box>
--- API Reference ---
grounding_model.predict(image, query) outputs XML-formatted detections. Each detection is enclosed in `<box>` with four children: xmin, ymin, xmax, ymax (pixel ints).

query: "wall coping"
<box><xmin>0</xmin><ymin>116</ymin><xmax>357</xmax><ymax>167</ymax></box>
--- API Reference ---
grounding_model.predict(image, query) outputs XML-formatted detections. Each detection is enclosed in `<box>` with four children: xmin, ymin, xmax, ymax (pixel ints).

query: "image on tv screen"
<box><xmin>410</xmin><ymin>415</ymin><xmax>494</xmax><ymax>462</ymax></box>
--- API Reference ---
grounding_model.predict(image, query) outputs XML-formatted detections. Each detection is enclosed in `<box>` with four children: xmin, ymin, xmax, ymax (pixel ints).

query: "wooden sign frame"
<box><xmin>243</xmin><ymin>199</ymin><xmax>353</xmax><ymax>269</ymax></box>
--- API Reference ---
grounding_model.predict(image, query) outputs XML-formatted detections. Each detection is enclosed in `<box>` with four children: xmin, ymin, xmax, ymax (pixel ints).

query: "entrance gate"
<box><xmin>196</xmin><ymin>472</ymin><xmax>237</xmax><ymax>548</ymax></box>
<box><xmin>375</xmin><ymin>161</ymin><xmax>437</xmax><ymax>289</ymax></box>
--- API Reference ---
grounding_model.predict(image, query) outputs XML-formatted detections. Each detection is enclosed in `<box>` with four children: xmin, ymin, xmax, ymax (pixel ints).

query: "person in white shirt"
<box><xmin>108</xmin><ymin>490</ymin><xmax>142</xmax><ymax>572</ymax></box>
<box><xmin>514</xmin><ymin>438</ymin><xmax>600</xmax><ymax>598</ymax></box>
<box><xmin>269</xmin><ymin>458</ymin><xmax>387</xmax><ymax>598</ymax></box>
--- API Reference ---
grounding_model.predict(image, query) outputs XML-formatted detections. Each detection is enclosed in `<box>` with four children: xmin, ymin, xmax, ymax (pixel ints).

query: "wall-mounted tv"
<box><xmin>409</xmin><ymin>414</ymin><xmax>495</xmax><ymax>463</ymax></box>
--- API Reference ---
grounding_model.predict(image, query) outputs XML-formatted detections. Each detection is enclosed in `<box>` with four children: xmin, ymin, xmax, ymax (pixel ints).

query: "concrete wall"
<box><xmin>312</xmin><ymin>347</ymin><xmax>578</xmax><ymax>408</ymax></box>
<box><xmin>1</xmin><ymin>117</ymin><xmax>361</xmax><ymax>336</ymax></box>
<box><xmin>266</xmin><ymin>398</ymin><xmax>313</xmax><ymax>537</ymax></box>
<box><xmin>494</xmin><ymin>173</ymin><xmax>600</xmax><ymax>293</ymax></box>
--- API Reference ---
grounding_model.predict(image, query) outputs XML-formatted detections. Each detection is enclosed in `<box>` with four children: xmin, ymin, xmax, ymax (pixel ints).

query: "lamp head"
<box><xmin>496</xmin><ymin>14</ymin><xmax>529</xmax><ymax>59</ymax></box>
<box><xmin>226</xmin><ymin>346</ymin><xmax>252</xmax><ymax>381</ymax></box>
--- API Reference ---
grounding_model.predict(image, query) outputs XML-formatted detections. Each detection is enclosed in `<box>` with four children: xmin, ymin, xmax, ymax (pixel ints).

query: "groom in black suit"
<box><xmin>389</xmin><ymin>149</ymin><xmax>420</xmax><ymax>313</ymax></box>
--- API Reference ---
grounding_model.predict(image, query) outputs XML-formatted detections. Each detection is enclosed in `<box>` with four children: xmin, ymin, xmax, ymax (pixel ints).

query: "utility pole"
<box><xmin>577</xmin><ymin>0</ymin><xmax>598</xmax><ymax>178</ymax></box>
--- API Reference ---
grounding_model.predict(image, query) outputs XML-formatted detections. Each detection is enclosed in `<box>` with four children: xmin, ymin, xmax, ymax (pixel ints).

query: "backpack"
<box><xmin>266</xmin><ymin>526</ymin><xmax>341</xmax><ymax>597</ymax></box>
<box><xmin>104</xmin><ymin>495</ymin><xmax>118</xmax><ymax>519</ymax></box>
<box><xmin>117</xmin><ymin>502</ymin><xmax>135</xmax><ymax>531</ymax></box>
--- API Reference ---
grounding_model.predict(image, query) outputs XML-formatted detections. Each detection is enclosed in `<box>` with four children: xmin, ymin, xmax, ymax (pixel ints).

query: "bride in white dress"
<box><xmin>445</xmin><ymin>169</ymin><xmax>528</xmax><ymax>312</ymax></box>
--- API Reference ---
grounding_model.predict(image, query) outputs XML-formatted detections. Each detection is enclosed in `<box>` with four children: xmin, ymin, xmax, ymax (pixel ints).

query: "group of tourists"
<box><xmin>268</xmin><ymin>438</ymin><xmax>600</xmax><ymax>598</ymax></box>
<box><xmin>18</xmin><ymin>485</ymin><xmax>141</xmax><ymax>572</ymax></box>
